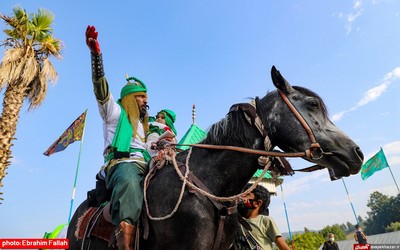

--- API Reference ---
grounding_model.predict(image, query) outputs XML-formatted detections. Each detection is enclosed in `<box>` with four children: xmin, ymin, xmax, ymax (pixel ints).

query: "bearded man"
<box><xmin>86</xmin><ymin>25</ymin><xmax>151</xmax><ymax>250</ymax></box>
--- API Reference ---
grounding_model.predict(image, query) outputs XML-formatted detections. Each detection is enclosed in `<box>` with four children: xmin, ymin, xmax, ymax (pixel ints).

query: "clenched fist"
<box><xmin>85</xmin><ymin>25</ymin><xmax>101</xmax><ymax>54</ymax></box>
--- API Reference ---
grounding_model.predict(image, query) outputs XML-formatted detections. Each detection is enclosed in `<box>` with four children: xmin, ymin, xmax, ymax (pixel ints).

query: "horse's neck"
<box><xmin>182</xmin><ymin>147</ymin><xmax>261</xmax><ymax>197</ymax></box>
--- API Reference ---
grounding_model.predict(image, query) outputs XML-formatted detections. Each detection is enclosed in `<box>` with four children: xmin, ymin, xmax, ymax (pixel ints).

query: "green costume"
<box><xmin>148</xmin><ymin>109</ymin><xmax>177</xmax><ymax>136</ymax></box>
<box><xmin>92</xmin><ymin>70</ymin><xmax>149</xmax><ymax>226</ymax></box>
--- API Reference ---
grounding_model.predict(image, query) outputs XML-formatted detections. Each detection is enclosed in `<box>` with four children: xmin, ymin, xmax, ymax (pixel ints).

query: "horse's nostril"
<box><xmin>355</xmin><ymin>147</ymin><xmax>364</xmax><ymax>161</ymax></box>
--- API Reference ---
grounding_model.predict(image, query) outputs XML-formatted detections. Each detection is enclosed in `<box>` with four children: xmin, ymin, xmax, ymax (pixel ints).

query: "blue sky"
<box><xmin>0</xmin><ymin>0</ymin><xmax>399</xmax><ymax>239</ymax></box>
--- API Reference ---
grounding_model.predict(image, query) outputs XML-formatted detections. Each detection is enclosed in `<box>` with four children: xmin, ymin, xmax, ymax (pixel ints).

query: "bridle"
<box><xmin>176</xmin><ymin>89</ymin><xmax>332</xmax><ymax>161</ymax></box>
<box><xmin>144</xmin><ymin>89</ymin><xmax>333</xmax><ymax>249</ymax></box>
<box><xmin>277</xmin><ymin>90</ymin><xmax>328</xmax><ymax>160</ymax></box>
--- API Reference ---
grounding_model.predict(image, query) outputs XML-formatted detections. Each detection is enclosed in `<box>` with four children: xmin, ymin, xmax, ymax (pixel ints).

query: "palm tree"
<box><xmin>0</xmin><ymin>6</ymin><xmax>62</xmax><ymax>202</ymax></box>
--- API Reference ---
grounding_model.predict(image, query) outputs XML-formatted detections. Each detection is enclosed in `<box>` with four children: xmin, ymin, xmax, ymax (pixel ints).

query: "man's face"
<box><xmin>242</xmin><ymin>192</ymin><xmax>256</xmax><ymax>204</ymax></box>
<box><xmin>238</xmin><ymin>192</ymin><xmax>258</xmax><ymax>217</ymax></box>
<box><xmin>135</xmin><ymin>94</ymin><xmax>148</xmax><ymax>118</ymax></box>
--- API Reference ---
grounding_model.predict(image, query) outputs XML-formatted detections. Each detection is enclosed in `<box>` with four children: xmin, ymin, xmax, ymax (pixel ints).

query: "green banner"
<box><xmin>361</xmin><ymin>148</ymin><xmax>389</xmax><ymax>180</ymax></box>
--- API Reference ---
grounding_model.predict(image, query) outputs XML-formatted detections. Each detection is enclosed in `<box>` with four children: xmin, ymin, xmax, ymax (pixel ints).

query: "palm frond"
<box><xmin>41</xmin><ymin>58</ymin><xmax>58</xmax><ymax>84</ymax></box>
<box><xmin>31</xmin><ymin>8</ymin><xmax>54</xmax><ymax>36</ymax></box>
<box><xmin>36</xmin><ymin>36</ymin><xmax>62</xmax><ymax>59</ymax></box>
<box><xmin>9</xmin><ymin>58</ymin><xmax>26</xmax><ymax>84</ymax></box>
<box><xmin>9</xmin><ymin>6</ymin><xmax>29</xmax><ymax>38</ymax></box>
<box><xmin>0</xmin><ymin>62</ymin><xmax>13</xmax><ymax>88</ymax></box>
<box><xmin>1</xmin><ymin>47</ymin><xmax>24</xmax><ymax>64</ymax></box>
<box><xmin>4</xmin><ymin>29</ymin><xmax>20</xmax><ymax>40</ymax></box>
<box><xmin>0</xmin><ymin>6</ymin><xmax>62</xmax><ymax>108</ymax></box>
<box><xmin>21</xmin><ymin>55</ymin><xmax>38</xmax><ymax>84</ymax></box>
<box><xmin>12</xmin><ymin>6</ymin><xmax>28</xmax><ymax>24</ymax></box>
<box><xmin>27</xmin><ymin>74</ymin><xmax>47</xmax><ymax>109</ymax></box>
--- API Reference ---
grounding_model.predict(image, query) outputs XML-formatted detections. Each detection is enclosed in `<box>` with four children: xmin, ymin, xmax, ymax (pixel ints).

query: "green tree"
<box><xmin>289</xmin><ymin>228</ymin><xmax>324</xmax><ymax>250</ymax></box>
<box><xmin>364</xmin><ymin>192</ymin><xmax>400</xmax><ymax>235</ymax></box>
<box><xmin>0</xmin><ymin>6</ymin><xmax>62</xmax><ymax>201</ymax></box>
<box><xmin>385</xmin><ymin>222</ymin><xmax>400</xmax><ymax>232</ymax></box>
<box><xmin>319</xmin><ymin>224</ymin><xmax>346</xmax><ymax>241</ymax></box>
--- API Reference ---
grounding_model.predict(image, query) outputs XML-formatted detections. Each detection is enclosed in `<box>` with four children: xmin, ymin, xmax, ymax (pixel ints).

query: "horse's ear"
<box><xmin>271</xmin><ymin>66</ymin><xmax>293</xmax><ymax>94</ymax></box>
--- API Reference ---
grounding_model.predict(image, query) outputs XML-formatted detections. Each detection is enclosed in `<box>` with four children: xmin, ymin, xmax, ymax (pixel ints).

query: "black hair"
<box><xmin>244</xmin><ymin>183</ymin><xmax>271</xmax><ymax>214</ymax></box>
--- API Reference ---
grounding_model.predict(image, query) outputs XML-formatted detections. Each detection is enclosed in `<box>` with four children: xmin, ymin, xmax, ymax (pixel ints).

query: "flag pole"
<box><xmin>387</xmin><ymin>165</ymin><xmax>400</xmax><ymax>193</ymax></box>
<box><xmin>67</xmin><ymin>110</ymin><xmax>88</xmax><ymax>223</ymax></box>
<box><xmin>380</xmin><ymin>147</ymin><xmax>400</xmax><ymax>193</ymax></box>
<box><xmin>280</xmin><ymin>183</ymin><xmax>294</xmax><ymax>249</ymax></box>
<box><xmin>341</xmin><ymin>178</ymin><xmax>359</xmax><ymax>225</ymax></box>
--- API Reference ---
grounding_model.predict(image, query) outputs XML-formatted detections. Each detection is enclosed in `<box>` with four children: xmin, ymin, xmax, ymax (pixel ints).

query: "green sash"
<box><xmin>105</xmin><ymin>102</ymin><xmax>150</xmax><ymax>163</ymax></box>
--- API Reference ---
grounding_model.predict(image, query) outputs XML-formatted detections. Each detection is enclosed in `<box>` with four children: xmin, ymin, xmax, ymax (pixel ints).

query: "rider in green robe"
<box><xmin>86</xmin><ymin>25</ymin><xmax>151</xmax><ymax>250</ymax></box>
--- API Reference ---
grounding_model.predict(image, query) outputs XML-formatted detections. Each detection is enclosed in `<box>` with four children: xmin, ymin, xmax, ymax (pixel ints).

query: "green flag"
<box><xmin>361</xmin><ymin>148</ymin><xmax>389</xmax><ymax>180</ymax></box>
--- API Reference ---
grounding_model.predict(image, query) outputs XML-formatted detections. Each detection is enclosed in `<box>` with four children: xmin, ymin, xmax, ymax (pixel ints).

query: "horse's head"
<box><xmin>260</xmin><ymin>66</ymin><xmax>364</xmax><ymax>178</ymax></box>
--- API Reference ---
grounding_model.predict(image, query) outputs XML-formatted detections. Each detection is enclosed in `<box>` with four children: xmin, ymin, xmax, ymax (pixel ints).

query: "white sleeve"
<box><xmin>146</xmin><ymin>132</ymin><xmax>160</xmax><ymax>157</ymax></box>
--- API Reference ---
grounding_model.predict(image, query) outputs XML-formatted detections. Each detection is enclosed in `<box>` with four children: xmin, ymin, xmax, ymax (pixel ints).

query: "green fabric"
<box><xmin>130</xmin><ymin>148</ymin><xmax>151</xmax><ymax>162</ymax></box>
<box><xmin>253</xmin><ymin>170</ymin><xmax>273</xmax><ymax>179</ymax></box>
<box><xmin>92</xmin><ymin>76</ymin><xmax>110</xmax><ymax>104</ymax></box>
<box><xmin>109</xmin><ymin>102</ymin><xmax>132</xmax><ymax>156</ymax></box>
<box><xmin>106</xmin><ymin>162</ymin><xmax>144</xmax><ymax>226</ymax></box>
<box><xmin>120</xmin><ymin>76</ymin><xmax>147</xmax><ymax>98</ymax></box>
<box><xmin>148</xmin><ymin>123</ymin><xmax>165</xmax><ymax>136</ymax></box>
<box><xmin>158</xmin><ymin>109</ymin><xmax>177</xmax><ymax>135</ymax></box>
<box><xmin>46</xmin><ymin>224</ymin><xmax>67</xmax><ymax>239</ymax></box>
<box><xmin>106</xmin><ymin>102</ymin><xmax>150</xmax><ymax>163</ymax></box>
<box><xmin>361</xmin><ymin>148</ymin><xmax>389</xmax><ymax>180</ymax></box>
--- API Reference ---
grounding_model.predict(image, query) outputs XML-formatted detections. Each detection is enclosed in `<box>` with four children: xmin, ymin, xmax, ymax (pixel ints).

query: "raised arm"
<box><xmin>85</xmin><ymin>25</ymin><xmax>109</xmax><ymax>104</ymax></box>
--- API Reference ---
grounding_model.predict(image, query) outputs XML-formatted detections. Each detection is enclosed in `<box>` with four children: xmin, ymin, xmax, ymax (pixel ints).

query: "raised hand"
<box><xmin>85</xmin><ymin>25</ymin><xmax>101</xmax><ymax>54</ymax></box>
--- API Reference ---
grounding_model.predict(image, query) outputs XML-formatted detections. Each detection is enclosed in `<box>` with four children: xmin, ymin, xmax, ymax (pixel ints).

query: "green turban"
<box><xmin>120</xmin><ymin>76</ymin><xmax>147</xmax><ymax>99</ymax></box>
<box><xmin>158</xmin><ymin>109</ymin><xmax>177</xmax><ymax>135</ymax></box>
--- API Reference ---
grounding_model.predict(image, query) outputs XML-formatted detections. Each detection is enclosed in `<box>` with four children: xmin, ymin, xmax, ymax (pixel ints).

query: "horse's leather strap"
<box><xmin>294</xmin><ymin>164</ymin><xmax>325</xmax><ymax>172</ymax></box>
<box><xmin>278</xmin><ymin>90</ymin><xmax>321</xmax><ymax>158</ymax></box>
<box><xmin>177</xmin><ymin>164</ymin><xmax>237</xmax><ymax>250</ymax></box>
<box><xmin>229</xmin><ymin>102</ymin><xmax>268</xmax><ymax>138</ymax></box>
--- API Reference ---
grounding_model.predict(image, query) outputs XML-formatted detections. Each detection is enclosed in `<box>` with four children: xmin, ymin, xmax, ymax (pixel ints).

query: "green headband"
<box><xmin>120</xmin><ymin>76</ymin><xmax>147</xmax><ymax>99</ymax></box>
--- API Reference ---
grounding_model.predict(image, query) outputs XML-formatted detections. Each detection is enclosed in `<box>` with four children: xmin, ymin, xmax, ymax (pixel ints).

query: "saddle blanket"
<box><xmin>75</xmin><ymin>206</ymin><xmax>114</xmax><ymax>242</ymax></box>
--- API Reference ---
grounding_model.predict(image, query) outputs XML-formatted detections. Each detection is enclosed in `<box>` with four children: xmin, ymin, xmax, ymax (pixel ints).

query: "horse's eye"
<box><xmin>307</xmin><ymin>99</ymin><xmax>319</xmax><ymax>109</ymax></box>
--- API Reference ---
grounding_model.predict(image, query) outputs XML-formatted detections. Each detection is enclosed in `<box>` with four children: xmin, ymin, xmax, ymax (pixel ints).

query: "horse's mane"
<box><xmin>202</xmin><ymin>86</ymin><xmax>328</xmax><ymax>148</ymax></box>
<box><xmin>202</xmin><ymin>101</ymin><xmax>261</xmax><ymax>148</ymax></box>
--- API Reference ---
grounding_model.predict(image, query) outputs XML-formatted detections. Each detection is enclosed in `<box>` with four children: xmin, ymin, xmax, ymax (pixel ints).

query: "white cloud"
<box><xmin>362</xmin><ymin>141</ymin><xmax>400</xmax><ymax>166</ymax></box>
<box><xmin>331</xmin><ymin>111</ymin><xmax>345</xmax><ymax>122</ymax></box>
<box><xmin>354</xmin><ymin>0</ymin><xmax>363</xmax><ymax>9</ymax></box>
<box><xmin>383</xmin><ymin>141</ymin><xmax>400</xmax><ymax>166</ymax></box>
<box><xmin>345</xmin><ymin>0</ymin><xmax>364</xmax><ymax>34</ymax></box>
<box><xmin>281</xmin><ymin>171</ymin><xmax>327</xmax><ymax>197</ymax></box>
<box><xmin>356</xmin><ymin>83</ymin><xmax>389</xmax><ymax>106</ymax></box>
<box><xmin>332</xmin><ymin>67</ymin><xmax>400</xmax><ymax>121</ymax></box>
<box><xmin>383</xmin><ymin>141</ymin><xmax>400</xmax><ymax>155</ymax></box>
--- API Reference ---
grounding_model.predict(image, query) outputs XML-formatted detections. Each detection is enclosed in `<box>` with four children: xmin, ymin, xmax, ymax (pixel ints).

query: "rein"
<box><xmin>172</xmin><ymin>89</ymin><xmax>334</xmax><ymax>162</ymax></box>
<box><xmin>171</xmin><ymin>90</ymin><xmax>334</xmax><ymax>174</ymax></box>
<box><xmin>144</xmin><ymin>89</ymin><xmax>332</xmax><ymax>219</ymax></box>
<box><xmin>172</xmin><ymin>143</ymin><xmax>308</xmax><ymax>158</ymax></box>
<box><xmin>143</xmin><ymin>147</ymin><xmax>273</xmax><ymax>220</ymax></box>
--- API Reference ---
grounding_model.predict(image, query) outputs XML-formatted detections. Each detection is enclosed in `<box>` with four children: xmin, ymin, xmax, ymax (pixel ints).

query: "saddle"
<box><xmin>75</xmin><ymin>176</ymin><xmax>115</xmax><ymax>244</ymax></box>
<box><xmin>75</xmin><ymin>204</ymin><xmax>114</xmax><ymax>243</ymax></box>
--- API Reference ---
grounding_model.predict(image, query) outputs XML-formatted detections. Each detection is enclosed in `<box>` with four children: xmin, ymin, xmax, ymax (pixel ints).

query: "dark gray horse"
<box><xmin>67</xmin><ymin>66</ymin><xmax>363</xmax><ymax>250</ymax></box>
